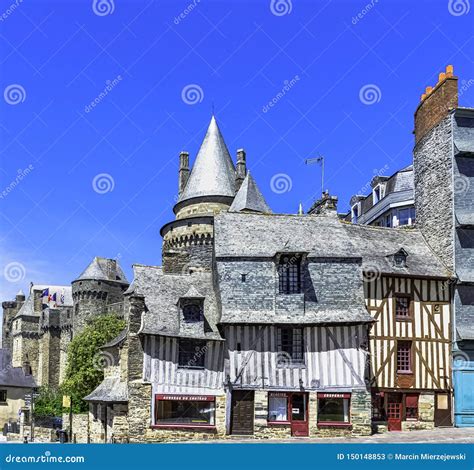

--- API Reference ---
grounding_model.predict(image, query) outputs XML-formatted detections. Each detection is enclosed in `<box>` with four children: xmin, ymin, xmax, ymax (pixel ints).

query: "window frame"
<box><xmin>276</xmin><ymin>327</ymin><xmax>305</xmax><ymax>367</ymax></box>
<box><xmin>394</xmin><ymin>294</ymin><xmax>413</xmax><ymax>321</ymax></box>
<box><xmin>405</xmin><ymin>394</ymin><xmax>419</xmax><ymax>421</ymax></box>
<box><xmin>278</xmin><ymin>254</ymin><xmax>302</xmax><ymax>295</ymax></box>
<box><xmin>182</xmin><ymin>302</ymin><xmax>203</xmax><ymax>323</ymax></box>
<box><xmin>177</xmin><ymin>338</ymin><xmax>206</xmax><ymax>369</ymax></box>
<box><xmin>153</xmin><ymin>394</ymin><xmax>216</xmax><ymax>429</ymax></box>
<box><xmin>396</xmin><ymin>340</ymin><xmax>413</xmax><ymax>374</ymax></box>
<box><xmin>317</xmin><ymin>393</ymin><xmax>351</xmax><ymax>427</ymax></box>
<box><xmin>0</xmin><ymin>390</ymin><xmax>7</xmax><ymax>403</ymax></box>
<box><xmin>267</xmin><ymin>392</ymin><xmax>290</xmax><ymax>424</ymax></box>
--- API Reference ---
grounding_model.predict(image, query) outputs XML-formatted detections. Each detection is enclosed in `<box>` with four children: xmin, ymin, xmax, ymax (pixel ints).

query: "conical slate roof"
<box><xmin>178</xmin><ymin>116</ymin><xmax>236</xmax><ymax>203</ymax></box>
<box><xmin>75</xmin><ymin>257</ymin><xmax>128</xmax><ymax>284</ymax></box>
<box><xmin>229</xmin><ymin>172</ymin><xmax>272</xmax><ymax>213</ymax></box>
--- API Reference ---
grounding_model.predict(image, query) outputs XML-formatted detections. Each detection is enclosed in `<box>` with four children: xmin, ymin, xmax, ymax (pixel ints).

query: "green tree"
<box><xmin>62</xmin><ymin>315</ymin><xmax>126</xmax><ymax>413</ymax></box>
<box><xmin>33</xmin><ymin>385</ymin><xmax>63</xmax><ymax>418</ymax></box>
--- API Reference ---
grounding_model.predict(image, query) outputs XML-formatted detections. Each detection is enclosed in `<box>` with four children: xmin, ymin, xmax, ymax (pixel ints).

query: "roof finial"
<box><xmin>298</xmin><ymin>202</ymin><xmax>304</xmax><ymax>215</ymax></box>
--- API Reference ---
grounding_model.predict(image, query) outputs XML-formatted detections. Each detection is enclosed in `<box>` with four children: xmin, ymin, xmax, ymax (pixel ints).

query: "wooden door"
<box><xmin>230</xmin><ymin>390</ymin><xmax>254</xmax><ymax>435</ymax></box>
<box><xmin>434</xmin><ymin>392</ymin><xmax>452</xmax><ymax>427</ymax></box>
<box><xmin>290</xmin><ymin>393</ymin><xmax>309</xmax><ymax>437</ymax></box>
<box><xmin>387</xmin><ymin>393</ymin><xmax>402</xmax><ymax>431</ymax></box>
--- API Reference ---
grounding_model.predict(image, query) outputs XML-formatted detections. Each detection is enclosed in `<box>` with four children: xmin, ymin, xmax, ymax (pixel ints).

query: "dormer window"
<box><xmin>393</xmin><ymin>248</ymin><xmax>408</xmax><ymax>268</ymax></box>
<box><xmin>373</xmin><ymin>184</ymin><xmax>385</xmax><ymax>204</ymax></box>
<box><xmin>351</xmin><ymin>202</ymin><xmax>361</xmax><ymax>224</ymax></box>
<box><xmin>278</xmin><ymin>254</ymin><xmax>302</xmax><ymax>294</ymax></box>
<box><xmin>182</xmin><ymin>302</ymin><xmax>203</xmax><ymax>322</ymax></box>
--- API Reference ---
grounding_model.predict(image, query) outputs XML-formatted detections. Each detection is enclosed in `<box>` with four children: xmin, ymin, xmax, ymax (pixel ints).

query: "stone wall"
<box><xmin>413</xmin><ymin>114</ymin><xmax>454</xmax><ymax>272</ymax></box>
<box><xmin>62</xmin><ymin>413</ymin><xmax>89</xmax><ymax>443</ymax></box>
<box><xmin>72</xmin><ymin>279</ymin><xmax>127</xmax><ymax>336</ymax></box>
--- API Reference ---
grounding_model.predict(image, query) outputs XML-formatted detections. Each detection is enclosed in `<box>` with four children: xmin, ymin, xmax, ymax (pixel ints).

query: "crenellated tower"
<box><xmin>71</xmin><ymin>257</ymin><xmax>129</xmax><ymax>336</ymax></box>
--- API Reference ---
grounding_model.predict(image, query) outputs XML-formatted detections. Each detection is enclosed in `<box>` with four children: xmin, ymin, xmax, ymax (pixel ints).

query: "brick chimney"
<box><xmin>414</xmin><ymin>65</ymin><xmax>458</xmax><ymax>144</ymax></box>
<box><xmin>178</xmin><ymin>151</ymin><xmax>190</xmax><ymax>196</ymax></box>
<box><xmin>235</xmin><ymin>148</ymin><xmax>247</xmax><ymax>192</ymax></box>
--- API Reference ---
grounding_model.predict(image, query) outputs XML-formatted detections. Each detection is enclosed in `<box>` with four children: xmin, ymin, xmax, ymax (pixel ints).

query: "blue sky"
<box><xmin>0</xmin><ymin>0</ymin><xmax>473</xmax><ymax>301</ymax></box>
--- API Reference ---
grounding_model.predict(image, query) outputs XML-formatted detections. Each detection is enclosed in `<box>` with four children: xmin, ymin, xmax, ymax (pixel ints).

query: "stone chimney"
<box><xmin>178</xmin><ymin>151</ymin><xmax>190</xmax><ymax>196</ymax></box>
<box><xmin>414</xmin><ymin>65</ymin><xmax>458</xmax><ymax>144</ymax></box>
<box><xmin>235</xmin><ymin>149</ymin><xmax>247</xmax><ymax>192</ymax></box>
<box><xmin>308</xmin><ymin>191</ymin><xmax>338</xmax><ymax>216</ymax></box>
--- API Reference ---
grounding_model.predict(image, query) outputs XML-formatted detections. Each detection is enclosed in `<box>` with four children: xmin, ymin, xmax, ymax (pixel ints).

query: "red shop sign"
<box><xmin>156</xmin><ymin>394</ymin><xmax>215</xmax><ymax>402</ymax></box>
<box><xmin>318</xmin><ymin>393</ymin><xmax>351</xmax><ymax>399</ymax></box>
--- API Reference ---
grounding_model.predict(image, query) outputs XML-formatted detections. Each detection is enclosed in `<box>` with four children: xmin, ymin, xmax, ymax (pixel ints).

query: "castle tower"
<box><xmin>161</xmin><ymin>116</ymin><xmax>238</xmax><ymax>274</ymax></box>
<box><xmin>71</xmin><ymin>257</ymin><xmax>129</xmax><ymax>336</ymax></box>
<box><xmin>413</xmin><ymin>65</ymin><xmax>474</xmax><ymax>427</ymax></box>
<box><xmin>1</xmin><ymin>290</ymin><xmax>25</xmax><ymax>351</ymax></box>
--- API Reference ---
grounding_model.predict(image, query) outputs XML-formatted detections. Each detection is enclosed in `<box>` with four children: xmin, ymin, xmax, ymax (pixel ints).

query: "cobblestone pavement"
<box><xmin>196</xmin><ymin>428</ymin><xmax>474</xmax><ymax>444</ymax></box>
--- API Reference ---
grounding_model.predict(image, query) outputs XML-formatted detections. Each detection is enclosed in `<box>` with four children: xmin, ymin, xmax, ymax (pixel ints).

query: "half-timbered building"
<box><xmin>84</xmin><ymin>109</ymin><xmax>456</xmax><ymax>442</ymax></box>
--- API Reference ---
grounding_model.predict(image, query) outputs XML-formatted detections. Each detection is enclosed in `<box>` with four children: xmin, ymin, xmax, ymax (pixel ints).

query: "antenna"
<box><xmin>305</xmin><ymin>155</ymin><xmax>325</xmax><ymax>197</ymax></box>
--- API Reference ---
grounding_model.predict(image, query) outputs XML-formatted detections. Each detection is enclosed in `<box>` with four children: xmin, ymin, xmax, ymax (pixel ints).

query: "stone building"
<box><xmin>86</xmin><ymin>108</ymin><xmax>458</xmax><ymax>441</ymax></box>
<box><xmin>342</xmin><ymin>166</ymin><xmax>415</xmax><ymax>227</ymax></box>
<box><xmin>412</xmin><ymin>66</ymin><xmax>474</xmax><ymax>427</ymax></box>
<box><xmin>72</xmin><ymin>257</ymin><xmax>129</xmax><ymax>335</ymax></box>
<box><xmin>0</xmin><ymin>349</ymin><xmax>36</xmax><ymax>431</ymax></box>
<box><xmin>2</xmin><ymin>290</ymin><xmax>26</xmax><ymax>352</ymax></box>
<box><xmin>10</xmin><ymin>284</ymin><xmax>73</xmax><ymax>387</ymax></box>
<box><xmin>2</xmin><ymin>257</ymin><xmax>128</xmax><ymax>395</ymax></box>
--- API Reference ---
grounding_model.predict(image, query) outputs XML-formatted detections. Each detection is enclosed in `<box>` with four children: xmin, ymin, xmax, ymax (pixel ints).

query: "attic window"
<box><xmin>278</xmin><ymin>254</ymin><xmax>302</xmax><ymax>294</ymax></box>
<box><xmin>393</xmin><ymin>249</ymin><xmax>408</xmax><ymax>268</ymax></box>
<box><xmin>373</xmin><ymin>184</ymin><xmax>385</xmax><ymax>204</ymax></box>
<box><xmin>182</xmin><ymin>301</ymin><xmax>203</xmax><ymax>322</ymax></box>
<box><xmin>116</xmin><ymin>276</ymin><xmax>121</xmax><ymax>280</ymax></box>
<box><xmin>351</xmin><ymin>202</ymin><xmax>361</xmax><ymax>224</ymax></box>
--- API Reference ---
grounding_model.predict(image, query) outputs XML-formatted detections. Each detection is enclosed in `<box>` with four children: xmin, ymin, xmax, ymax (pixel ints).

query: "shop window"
<box><xmin>277</xmin><ymin>327</ymin><xmax>304</xmax><ymax>366</ymax></box>
<box><xmin>395</xmin><ymin>295</ymin><xmax>412</xmax><ymax>319</ymax></box>
<box><xmin>405</xmin><ymin>394</ymin><xmax>419</xmax><ymax>420</ymax></box>
<box><xmin>371</xmin><ymin>392</ymin><xmax>385</xmax><ymax>421</ymax></box>
<box><xmin>0</xmin><ymin>390</ymin><xmax>7</xmax><ymax>403</ymax></box>
<box><xmin>397</xmin><ymin>341</ymin><xmax>412</xmax><ymax>373</ymax></box>
<box><xmin>178</xmin><ymin>338</ymin><xmax>206</xmax><ymax>369</ymax></box>
<box><xmin>278</xmin><ymin>255</ymin><xmax>302</xmax><ymax>294</ymax></box>
<box><xmin>268</xmin><ymin>393</ymin><xmax>288</xmax><ymax>422</ymax></box>
<box><xmin>155</xmin><ymin>395</ymin><xmax>215</xmax><ymax>426</ymax></box>
<box><xmin>317</xmin><ymin>393</ymin><xmax>350</xmax><ymax>425</ymax></box>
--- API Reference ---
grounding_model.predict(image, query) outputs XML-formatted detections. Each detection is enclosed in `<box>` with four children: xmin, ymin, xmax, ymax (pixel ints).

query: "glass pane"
<box><xmin>156</xmin><ymin>400</ymin><xmax>215</xmax><ymax>425</ymax></box>
<box><xmin>318</xmin><ymin>398</ymin><xmax>349</xmax><ymax>423</ymax></box>
<box><xmin>291</xmin><ymin>394</ymin><xmax>306</xmax><ymax>421</ymax></box>
<box><xmin>437</xmin><ymin>394</ymin><xmax>448</xmax><ymax>410</ymax></box>
<box><xmin>268</xmin><ymin>396</ymin><xmax>288</xmax><ymax>421</ymax></box>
